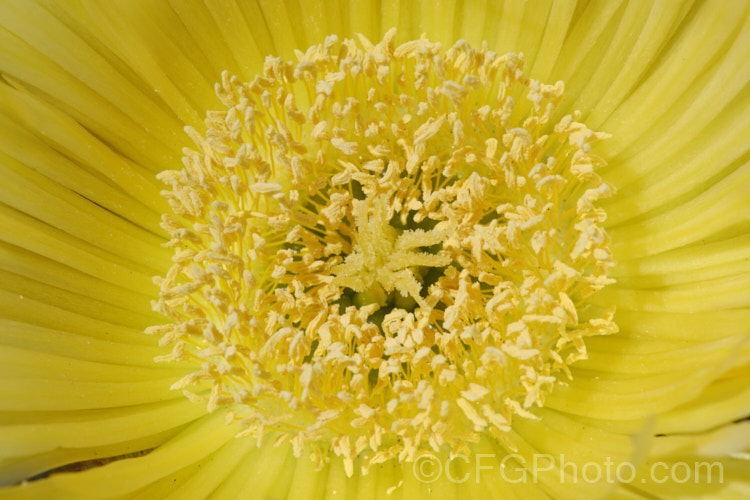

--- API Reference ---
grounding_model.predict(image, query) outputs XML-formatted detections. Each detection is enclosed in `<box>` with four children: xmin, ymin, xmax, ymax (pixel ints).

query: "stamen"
<box><xmin>149</xmin><ymin>29</ymin><xmax>616</xmax><ymax>473</ymax></box>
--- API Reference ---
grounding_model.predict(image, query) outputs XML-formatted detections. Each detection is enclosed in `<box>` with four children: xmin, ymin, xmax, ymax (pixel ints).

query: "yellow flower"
<box><xmin>0</xmin><ymin>1</ymin><xmax>748</xmax><ymax>499</ymax></box>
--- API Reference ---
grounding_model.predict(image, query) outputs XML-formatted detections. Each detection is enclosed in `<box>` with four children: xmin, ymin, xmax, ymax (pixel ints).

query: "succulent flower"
<box><xmin>0</xmin><ymin>1</ymin><xmax>748</xmax><ymax>499</ymax></box>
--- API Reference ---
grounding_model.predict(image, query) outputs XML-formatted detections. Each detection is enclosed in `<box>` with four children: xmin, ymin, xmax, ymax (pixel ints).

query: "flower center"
<box><xmin>330</xmin><ymin>193</ymin><xmax>452</xmax><ymax>311</ymax></box>
<box><xmin>148</xmin><ymin>29</ymin><xmax>616</xmax><ymax>474</ymax></box>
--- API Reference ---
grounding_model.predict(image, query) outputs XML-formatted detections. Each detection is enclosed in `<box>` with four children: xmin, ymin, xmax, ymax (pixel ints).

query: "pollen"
<box><xmin>148</xmin><ymin>29</ymin><xmax>617</xmax><ymax>474</ymax></box>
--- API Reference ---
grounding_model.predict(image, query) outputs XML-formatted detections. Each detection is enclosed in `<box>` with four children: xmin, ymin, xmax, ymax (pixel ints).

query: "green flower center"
<box><xmin>330</xmin><ymin>193</ymin><xmax>452</xmax><ymax>311</ymax></box>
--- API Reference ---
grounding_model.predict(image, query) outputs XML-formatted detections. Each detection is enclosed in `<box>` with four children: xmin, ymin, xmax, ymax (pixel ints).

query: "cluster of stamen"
<box><xmin>148</xmin><ymin>29</ymin><xmax>616</xmax><ymax>474</ymax></box>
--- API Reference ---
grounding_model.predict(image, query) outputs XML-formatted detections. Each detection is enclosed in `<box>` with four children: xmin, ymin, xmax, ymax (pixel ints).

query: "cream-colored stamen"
<box><xmin>148</xmin><ymin>29</ymin><xmax>616</xmax><ymax>473</ymax></box>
